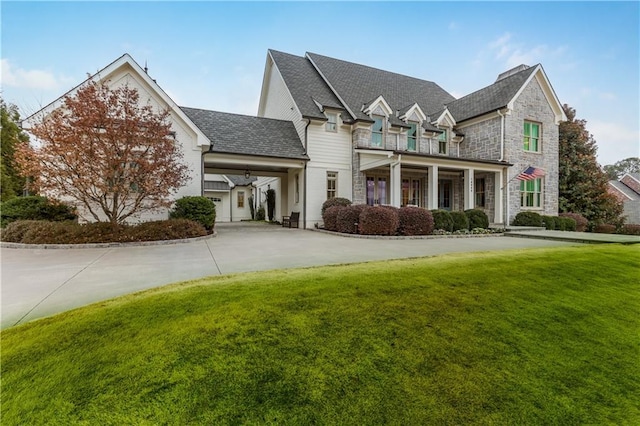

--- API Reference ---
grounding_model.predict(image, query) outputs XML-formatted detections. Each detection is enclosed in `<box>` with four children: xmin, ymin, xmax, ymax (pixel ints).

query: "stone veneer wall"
<box><xmin>352</xmin><ymin>127</ymin><xmax>369</xmax><ymax>204</ymax></box>
<box><xmin>503</xmin><ymin>77</ymin><xmax>559</xmax><ymax>224</ymax></box>
<box><xmin>458</xmin><ymin>116</ymin><xmax>502</xmax><ymax>160</ymax></box>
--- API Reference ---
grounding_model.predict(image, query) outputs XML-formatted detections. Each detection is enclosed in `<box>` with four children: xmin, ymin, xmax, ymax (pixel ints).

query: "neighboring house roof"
<box><xmin>226</xmin><ymin>175</ymin><xmax>258</xmax><ymax>186</ymax></box>
<box><xmin>608</xmin><ymin>181</ymin><xmax>639</xmax><ymax>200</ymax></box>
<box><xmin>446</xmin><ymin>65</ymin><xmax>538</xmax><ymax>122</ymax></box>
<box><xmin>181</xmin><ymin>107</ymin><xmax>309</xmax><ymax>161</ymax></box>
<box><xmin>203</xmin><ymin>181</ymin><xmax>231</xmax><ymax>191</ymax></box>
<box><xmin>306</xmin><ymin>52</ymin><xmax>456</xmax><ymax>123</ymax></box>
<box><xmin>268</xmin><ymin>50</ymin><xmax>345</xmax><ymax>121</ymax></box>
<box><xmin>608</xmin><ymin>174</ymin><xmax>640</xmax><ymax>224</ymax></box>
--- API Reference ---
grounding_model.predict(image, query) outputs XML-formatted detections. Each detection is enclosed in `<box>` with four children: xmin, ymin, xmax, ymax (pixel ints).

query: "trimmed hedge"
<box><xmin>322</xmin><ymin>205</ymin><xmax>345</xmax><ymax>232</ymax></box>
<box><xmin>170</xmin><ymin>196</ymin><xmax>216</xmax><ymax>231</ymax></box>
<box><xmin>559</xmin><ymin>212</ymin><xmax>588</xmax><ymax>232</ymax></box>
<box><xmin>336</xmin><ymin>205</ymin><xmax>366</xmax><ymax>234</ymax></box>
<box><xmin>464</xmin><ymin>209</ymin><xmax>489</xmax><ymax>230</ymax></box>
<box><xmin>542</xmin><ymin>215</ymin><xmax>556</xmax><ymax>230</ymax></box>
<box><xmin>358</xmin><ymin>206</ymin><xmax>399</xmax><ymax>236</ymax></box>
<box><xmin>321</xmin><ymin>197</ymin><xmax>351</xmax><ymax>216</ymax></box>
<box><xmin>620</xmin><ymin>224</ymin><xmax>640</xmax><ymax>235</ymax></box>
<box><xmin>1</xmin><ymin>219</ymin><xmax>207</xmax><ymax>244</ymax></box>
<box><xmin>450</xmin><ymin>211</ymin><xmax>470</xmax><ymax>232</ymax></box>
<box><xmin>512</xmin><ymin>211</ymin><xmax>543</xmax><ymax>227</ymax></box>
<box><xmin>558</xmin><ymin>217</ymin><xmax>576</xmax><ymax>231</ymax></box>
<box><xmin>431</xmin><ymin>210</ymin><xmax>454</xmax><ymax>232</ymax></box>
<box><xmin>398</xmin><ymin>207</ymin><xmax>434</xmax><ymax>236</ymax></box>
<box><xmin>0</xmin><ymin>196</ymin><xmax>77</xmax><ymax>228</ymax></box>
<box><xmin>593</xmin><ymin>224</ymin><xmax>616</xmax><ymax>234</ymax></box>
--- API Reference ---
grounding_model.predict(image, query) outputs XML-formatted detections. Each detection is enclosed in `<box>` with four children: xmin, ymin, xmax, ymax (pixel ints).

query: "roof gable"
<box><xmin>398</xmin><ymin>103</ymin><xmax>427</xmax><ymax>123</ymax></box>
<box><xmin>22</xmin><ymin>54</ymin><xmax>210</xmax><ymax>147</ymax></box>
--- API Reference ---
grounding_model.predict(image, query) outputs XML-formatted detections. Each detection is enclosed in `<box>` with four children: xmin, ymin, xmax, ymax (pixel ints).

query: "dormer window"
<box><xmin>372</xmin><ymin>116</ymin><xmax>384</xmax><ymax>148</ymax></box>
<box><xmin>438</xmin><ymin>129</ymin><xmax>448</xmax><ymax>154</ymax></box>
<box><xmin>325</xmin><ymin>113</ymin><xmax>337</xmax><ymax>132</ymax></box>
<box><xmin>407</xmin><ymin>123</ymin><xmax>417</xmax><ymax>151</ymax></box>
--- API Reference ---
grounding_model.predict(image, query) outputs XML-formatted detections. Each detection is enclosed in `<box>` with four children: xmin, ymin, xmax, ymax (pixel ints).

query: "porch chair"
<box><xmin>282</xmin><ymin>211</ymin><xmax>300</xmax><ymax>228</ymax></box>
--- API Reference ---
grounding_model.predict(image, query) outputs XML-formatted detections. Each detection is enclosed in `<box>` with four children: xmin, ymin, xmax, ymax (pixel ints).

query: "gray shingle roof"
<box><xmin>226</xmin><ymin>175</ymin><xmax>258</xmax><ymax>186</ymax></box>
<box><xmin>446</xmin><ymin>65</ymin><xmax>538</xmax><ymax>122</ymax></box>
<box><xmin>181</xmin><ymin>107</ymin><xmax>308</xmax><ymax>160</ymax></box>
<box><xmin>306</xmin><ymin>52</ymin><xmax>456</xmax><ymax>122</ymax></box>
<box><xmin>269</xmin><ymin>50</ymin><xmax>345</xmax><ymax>121</ymax></box>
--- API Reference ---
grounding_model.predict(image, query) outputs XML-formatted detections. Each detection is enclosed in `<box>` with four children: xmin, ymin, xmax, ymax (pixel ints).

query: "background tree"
<box><xmin>558</xmin><ymin>104</ymin><xmax>622</xmax><ymax>225</ymax></box>
<box><xmin>16</xmin><ymin>81</ymin><xmax>191</xmax><ymax>224</ymax></box>
<box><xmin>603</xmin><ymin>157</ymin><xmax>640</xmax><ymax>180</ymax></box>
<box><xmin>1</xmin><ymin>100</ymin><xmax>30</xmax><ymax>201</ymax></box>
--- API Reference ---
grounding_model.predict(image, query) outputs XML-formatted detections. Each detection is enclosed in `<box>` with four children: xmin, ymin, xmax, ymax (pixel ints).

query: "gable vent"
<box><xmin>496</xmin><ymin>64</ymin><xmax>530</xmax><ymax>82</ymax></box>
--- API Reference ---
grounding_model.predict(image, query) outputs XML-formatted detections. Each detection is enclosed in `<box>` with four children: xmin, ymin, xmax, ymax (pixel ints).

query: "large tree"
<box><xmin>558</xmin><ymin>104</ymin><xmax>622</xmax><ymax>224</ymax></box>
<box><xmin>16</xmin><ymin>81</ymin><xmax>191</xmax><ymax>224</ymax></box>
<box><xmin>1</xmin><ymin>100</ymin><xmax>30</xmax><ymax>201</ymax></box>
<box><xmin>603</xmin><ymin>157</ymin><xmax>640</xmax><ymax>180</ymax></box>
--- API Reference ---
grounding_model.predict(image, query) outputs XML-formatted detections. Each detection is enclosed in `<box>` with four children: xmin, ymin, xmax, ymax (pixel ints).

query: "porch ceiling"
<box><xmin>356</xmin><ymin>149</ymin><xmax>511</xmax><ymax>173</ymax></box>
<box><xmin>203</xmin><ymin>152</ymin><xmax>306</xmax><ymax>178</ymax></box>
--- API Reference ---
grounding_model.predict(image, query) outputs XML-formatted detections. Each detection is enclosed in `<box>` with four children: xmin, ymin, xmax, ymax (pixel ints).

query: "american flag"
<box><xmin>517</xmin><ymin>166</ymin><xmax>545</xmax><ymax>181</ymax></box>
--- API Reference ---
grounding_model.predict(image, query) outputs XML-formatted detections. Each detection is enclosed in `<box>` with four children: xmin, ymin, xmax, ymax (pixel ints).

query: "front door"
<box><xmin>438</xmin><ymin>179</ymin><xmax>452</xmax><ymax>210</ymax></box>
<box><xmin>402</xmin><ymin>178</ymin><xmax>421</xmax><ymax>206</ymax></box>
<box><xmin>366</xmin><ymin>176</ymin><xmax>388</xmax><ymax>205</ymax></box>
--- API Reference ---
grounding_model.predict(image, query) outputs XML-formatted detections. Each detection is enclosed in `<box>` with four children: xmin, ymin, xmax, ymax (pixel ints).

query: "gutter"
<box><xmin>303</xmin><ymin>119</ymin><xmax>311</xmax><ymax>229</ymax></box>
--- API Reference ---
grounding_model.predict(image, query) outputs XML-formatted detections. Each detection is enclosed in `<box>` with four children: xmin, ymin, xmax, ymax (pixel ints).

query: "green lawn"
<box><xmin>2</xmin><ymin>245</ymin><xmax>639</xmax><ymax>425</ymax></box>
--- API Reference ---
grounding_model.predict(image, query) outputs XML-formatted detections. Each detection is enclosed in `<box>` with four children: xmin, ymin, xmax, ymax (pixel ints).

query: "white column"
<box><xmin>390</xmin><ymin>160</ymin><xmax>402</xmax><ymax>207</ymax></box>
<box><xmin>494</xmin><ymin>169</ymin><xmax>504</xmax><ymax>225</ymax></box>
<box><xmin>428</xmin><ymin>165</ymin><xmax>438</xmax><ymax>210</ymax></box>
<box><xmin>464</xmin><ymin>168</ymin><xmax>475</xmax><ymax>210</ymax></box>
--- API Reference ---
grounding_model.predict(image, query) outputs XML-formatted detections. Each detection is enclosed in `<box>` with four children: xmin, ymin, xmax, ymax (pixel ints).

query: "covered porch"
<box><xmin>356</xmin><ymin>149</ymin><xmax>511</xmax><ymax>224</ymax></box>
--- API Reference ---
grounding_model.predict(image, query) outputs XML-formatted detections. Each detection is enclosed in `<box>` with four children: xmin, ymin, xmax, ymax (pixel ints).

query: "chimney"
<box><xmin>496</xmin><ymin>64</ymin><xmax>529</xmax><ymax>82</ymax></box>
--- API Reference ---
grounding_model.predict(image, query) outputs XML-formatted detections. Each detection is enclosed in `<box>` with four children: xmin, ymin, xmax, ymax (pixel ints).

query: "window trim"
<box><xmin>520</xmin><ymin>178</ymin><xmax>543</xmax><ymax>209</ymax></box>
<box><xmin>325</xmin><ymin>113</ymin><xmax>337</xmax><ymax>132</ymax></box>
<box><xmin>524</xmin><ymin>121</ymin><xmax>541</xmax><ymax>152</ymax></box>
<box><xmin>407</xmin><ymin>122</ymin><xmax>417</xmax><ymax>152</ymax></box>
<box><xmin>326</xmin><ymin>171</ymin><xmax>337</xmax><ymax>199</ymax></box>
<box><xmin>237</xmin><ymin>190</ymin><xmax>245</xmax><ymax>208</ymax></box>
<box><xmin>438</xmin><ymin>129</ymin><xmax>448</xmax><ymax>154</ymax></box>
<box><xmin>371</xmin><ymin>116</ymin><xmax>384</xmax><ymax>148</ymax></box>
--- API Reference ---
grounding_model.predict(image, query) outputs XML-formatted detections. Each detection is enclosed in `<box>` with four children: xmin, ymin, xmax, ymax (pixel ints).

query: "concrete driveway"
<box><xmin>1</xmin><ymin>223</ymin><xmax>576</xmax><ymax>329</ymax></box>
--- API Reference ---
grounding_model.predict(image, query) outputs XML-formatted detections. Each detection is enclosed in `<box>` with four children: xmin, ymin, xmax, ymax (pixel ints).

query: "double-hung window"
<box><xmin>520</xmin><ymin>178</ymin><xmax>542</xmax><ymax>208</ymax></box>
<box><xmin>326</xmin><ymin>113</ymin><xmax>337</xmax><ymax>132</ymax></box>
<box><xmin>371</xmin><ymin>116</ymin><xmax>383</xmax><ymax>148</ymax></box>
<box><xmin>327</xmin><ymin>171</ymin><xmax>337</xmax><ymax>199</ymax></box>
<box><xmin>407</xmin><ymin>123</ymin><xmax>417</xmax><ymax>151</ymax></box>
<box><xmin>237</xmin><ymin>191</ymin><xmax>245</xmax><ymax>208</ymax></box>
<box><xmin>438</xmin><ymin>129</ymin><xmax>447</xmax><ymax>154</ymax></box>
<box><xmin>524</xmin><ymin>121</ymin><xmax>541</xmax><ymax>152</ymax></box>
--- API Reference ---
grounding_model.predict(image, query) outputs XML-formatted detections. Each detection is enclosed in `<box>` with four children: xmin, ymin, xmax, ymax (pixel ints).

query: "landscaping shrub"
<box><xmin>169</xmin><ymin>196</ymin><xmax>216</xmax><ymax>231</ymax></box>
<box><xmin>0</xmin><ymin>196</ymin><xmax>76</xmax><ymax>228</ymax></box>
<box><xmin>256</xmin><ymin>206</ymin><xmax>266</xmax><ymax>221</ymax></box>
<box><xmin>358</xmin><ymin>206</ymin><xmax>399</xmax><ymax>236</ymax></box>
<box><xmin>464</xmin><ymin>209</ymin><xmax>489</xmax><ymax>230</ymax></box>
<box><xmin>559</xmin><ymin>212</ymin><xmax>588</xmax><ymax>232</ymax></box>
<box><xmin>593</xmin><ymin>224</ymin><xmax>616</xmax><ymax>234</ymax></box>
<box><xmin>558</xmin><ymin>216</ymin><xmax>576</xmax><ymax>231</ymax></box>
<box><xmin>431</xmin><ymin>210</ymin><xmax>453</xmax><ymax>232</ymax></box>
<box><xmin>541</xmin><ymin>215</ymin><xmax>556</xmax><ymax>230</ymax></box>
<box><xmin>336</xmin><ymin>205</ymin><xmax>365</xmax><ymax>234</ymax></box>
<box><xmin>512</xmin><ymin>211</ymin><xmax>543</xmax><ymax>227</ymax></box>
<box><xmin>619</xmin><ymin>224</ymin><xmax>640</xmax><ymax>236</ymax></box>
<box><xmin>321</xmin><ymin>197</ymin><xmax>351</xmax><ymax>216</ymax></box>
<box><xmin>450</xmin><ymin>211</ymin><xmax>470</xmax><ymax>232</ymax></box>
<box><xmin>398</xmin><ymin>207</ymin><xmax>434</xmax><ymax>236</ymax></box>
<box><xmin>322</xmin><ymin>205</ymin><xmax>345</xmax><ymax>232</ymax></box>
<box><xmin>1</xmin><ymin>219</ymin><xmax>206</xmax><ymax>244</ymax></box>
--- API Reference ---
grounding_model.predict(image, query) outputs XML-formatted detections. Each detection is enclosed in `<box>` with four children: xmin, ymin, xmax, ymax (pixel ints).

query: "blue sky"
<box><xmin>1</xmin><ymin>1</ymin><xmax>638</xmax><ymax>166</ymax></box>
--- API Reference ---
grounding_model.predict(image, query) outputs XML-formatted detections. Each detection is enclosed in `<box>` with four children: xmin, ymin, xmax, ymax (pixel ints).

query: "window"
<box><xmin>524</xmin><ymin>121</ymin><xmax>540</xmax><ymax>152</ymax></box>
<box><xmin>295</xmin><ymin>174</ymin><xmax>300</xmax><ymax>203</ymax></box>
<box><xmin>327</xmin><ymin>171</ymin><xmax>337</xmax><ymax>199</ymax></box>
<box><xmin>438</xmin><ymin>130</ymin><xmax>447</xmax><ymax>154</ymax></box>
<box><xmin>402</xmin><ymin>178</ymin><xmax>421</xmax><ymax>206</ymax></box>
<box><xmin>407</xmin><ymin>123</ymin><xmax>417</xmax><ymax>151</ymax></box>
<box><xmin>520</xmin><ymin>178</ymin><xmax>542</xmax><ymax>208</ymax></box>
<box><xmin>326</xmin><ymin>113</ymin><xmax>337</xmax><ymax>132</ymax></box>
<box><xmin>475</xmin><ymin>178</ymin><xmax>486</xmax><ymax>207</ymax></box>
<box><xmin>237</xmin><ymin>190</ymin><xmax>245</xmax><ymax>208</ymax></box>
<box><xmin>372</xmin><ymin>116</ymin><xmax>383</xmax><ymax>147</ymax></box>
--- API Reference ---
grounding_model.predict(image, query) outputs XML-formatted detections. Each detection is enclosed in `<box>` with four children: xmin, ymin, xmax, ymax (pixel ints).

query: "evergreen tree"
<box><xmin>603</xmin><ymin>157</ymin><xmax>640</xmax><ymax>180</ymax></box>
<box><xmin>1</xmin><ymin>100</ymin><xmax>30</xmax><ymax>200</ymax></box>
<box><xmin>558</xmin><ymin>104</ymin><xmax>622</xmax><ymax>224</ymax></box>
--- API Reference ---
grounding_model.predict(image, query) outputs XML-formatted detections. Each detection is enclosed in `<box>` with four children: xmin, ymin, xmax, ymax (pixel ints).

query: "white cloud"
<box><xmin>0</xmin><ymin>58</ymin><xmax>69</xmax><ymax>90</ymax></box>
<box><xmin>448</xmin><ymin>21</ymin><xmax>459</xmax><ymax>31</ymax></box>
<box><xmin>486</xmin><ymin>34</ymin><xmax>568</xmax><ymax>69</ymax></box>
<box><xmin>588</xmin><ymin>120</ymin><xmax>640</xmax><ymax>164</ymax></box>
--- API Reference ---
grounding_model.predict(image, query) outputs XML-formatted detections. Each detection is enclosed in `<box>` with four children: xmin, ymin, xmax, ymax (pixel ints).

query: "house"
<box><xmin>608</xmin><ymin>173</ymin><xmax>640</xmax><ymax>224</ymax></box>
<box><xmin>257</xmin><ymin>50</ymin><xmax>566</xmax><ymax>228</ymax></box>
<box><xmin>24</xmin><ymin>50</ymin><xmax>565</xmax><ymax>228</ymax></box>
